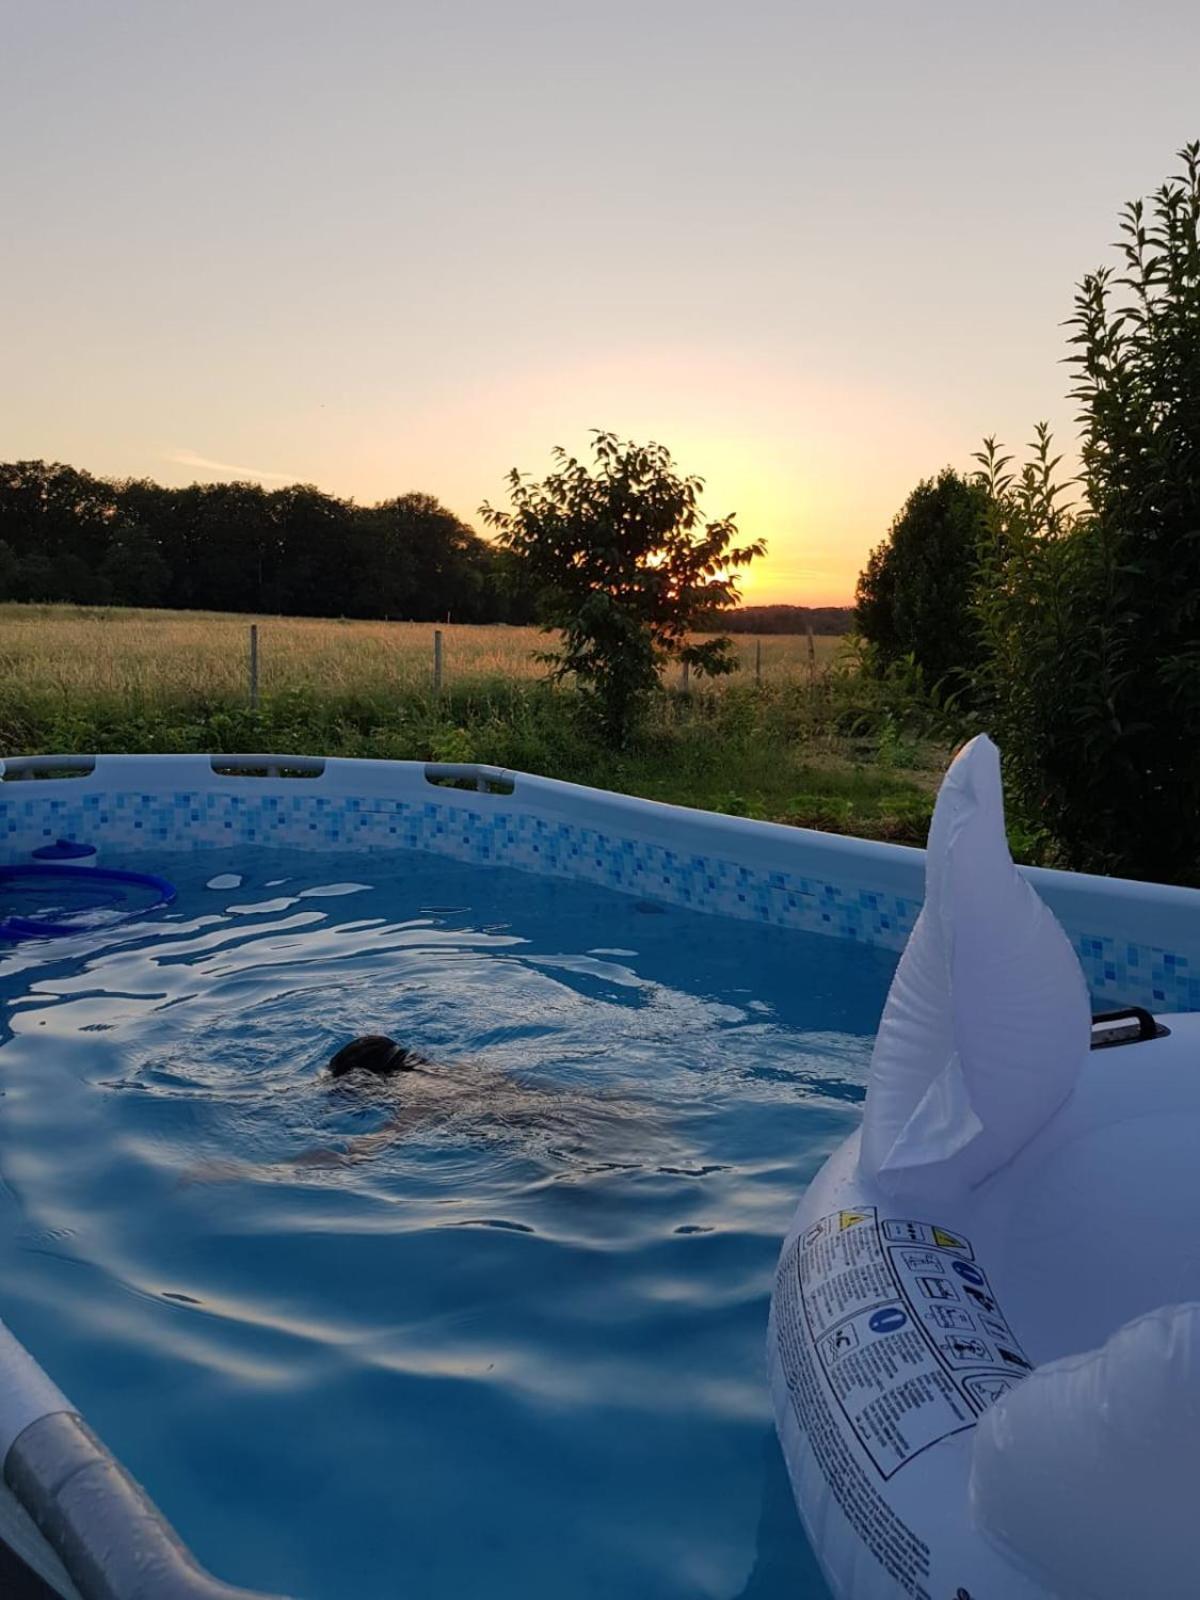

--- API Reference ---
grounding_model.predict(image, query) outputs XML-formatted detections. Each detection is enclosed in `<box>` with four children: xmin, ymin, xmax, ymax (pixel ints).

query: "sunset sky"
<box><xmin>5</xmin><ymin>1</ymin><xmax>1199</xmax><ymax>604</ymax></box>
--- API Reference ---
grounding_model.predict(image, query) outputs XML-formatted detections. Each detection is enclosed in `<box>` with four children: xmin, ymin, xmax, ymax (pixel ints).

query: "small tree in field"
<box><xmin>480</xmin><ymin>432</ymin><xmax>764</xmax><ymax>743</ymax></box>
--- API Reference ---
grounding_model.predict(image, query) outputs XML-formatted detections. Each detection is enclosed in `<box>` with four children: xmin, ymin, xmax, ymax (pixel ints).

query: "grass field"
<box><xmin>0</xmin><ymin>604</ymin><xmax>843</xmax><ymax>700</ymax></box>
<box><xmin>0</xmin><ymin>604</ymin><xmax>944</xmax><ymax>846</ymax></box>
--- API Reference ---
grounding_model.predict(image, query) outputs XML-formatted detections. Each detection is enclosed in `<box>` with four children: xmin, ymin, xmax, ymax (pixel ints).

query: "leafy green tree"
<box><xmin>480</xmin><ymin>431</ymin><xmax>763</xmax><ymax>743</ymax></box>
<box><xmin>854</xmin><ymin>468</ymin><xmax>991</xmax><ymax>698</ymax></box>
<box><xmin>0</xmin><ymin>540</ymin><xmax>18</xmax><ymax>599</ymax></box>
<box><xmin>100</xmin><ymin>527</ymin><xmax>171</xmax><ymax>606</ymax></box>
<box><xmin>264</xmin><ymin>485</ymin><xmax>358</xmax><ymax>616</ymax></box>
<box><xmin>487</xmin><ymin>545</ymin><xmax>540</xmax><ymax>625</ymax></box>
<box><xmin>974</xmin><ymin>141</ymin><xmax>1200</xmax><ymax>884</ymax></box>
<box><xmin>0</xmin><ymin>461</ymin><xmax>122</xmax><ymax>602</ymax></box>
<box><xmin>0</xmin><ymin>463</ymin><xmax>520</xmax><ymax>622</ymax></box>
<box><xmin>353</xmin><ymin>493</ymin><xmax>495</xmax><ymax>621</ymax></box>
<box><xmin>167</xmin><ymin>482</ymin><xmax>276</xmax><ymax>612</ymax></box>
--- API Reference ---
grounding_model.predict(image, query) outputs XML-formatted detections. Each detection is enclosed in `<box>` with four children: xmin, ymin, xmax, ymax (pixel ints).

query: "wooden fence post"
<box><xmin>755</xmin><ymin>637</ymin><xmax>762</xmax><ymax>686</ymax></box>
<box><xmin>433</xmin><ymin>629</ymin><xmax>444</xmax><ymax>694</ymax></box>
<box><xmin>806</xmin><ymin>624</ymin><xmax>817</xmax><ymax>681</ymax></box>
<box><xmin>249</xmin><ymin>624</ymin><xmax>259</xmax><ymax>709</ymax></box>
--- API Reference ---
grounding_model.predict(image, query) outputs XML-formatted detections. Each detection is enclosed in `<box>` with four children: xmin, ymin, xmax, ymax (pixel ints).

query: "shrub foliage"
<box><xmin>973</xmin><ymin>142</ymin><xmax>1200</xmax><ymax>884</ymax></box>
<box><xmin>855</xmin><ymin>469</ymin><xmax>990</xmax><ymax>700</ymax></box>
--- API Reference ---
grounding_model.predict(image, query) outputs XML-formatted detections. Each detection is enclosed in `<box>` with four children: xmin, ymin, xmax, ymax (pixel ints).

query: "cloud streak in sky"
<box><xmin>165</xmin><ymin>449</ymin><xmax>294</xmax><ymax>483</ymax></box>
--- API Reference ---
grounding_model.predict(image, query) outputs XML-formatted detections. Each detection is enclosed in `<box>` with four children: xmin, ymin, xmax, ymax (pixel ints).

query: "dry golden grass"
<box><xmin>0</xmin><ymin>603</ymin><xmax>844</xmax><ymax>702</ymax></box>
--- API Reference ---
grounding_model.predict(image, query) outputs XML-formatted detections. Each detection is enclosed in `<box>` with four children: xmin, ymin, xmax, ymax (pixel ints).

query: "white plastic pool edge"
<box><xmin>2</xmin><ymin>752</ymin><xmax>1198</xmax><ymax>1013</ymax></box>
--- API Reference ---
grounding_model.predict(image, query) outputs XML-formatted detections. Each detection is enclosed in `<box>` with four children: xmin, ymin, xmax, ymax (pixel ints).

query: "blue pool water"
<box><xmin>0</xmin><ymin>848</ymin><xmax>898</xmax><ymax>1599</ymax></box>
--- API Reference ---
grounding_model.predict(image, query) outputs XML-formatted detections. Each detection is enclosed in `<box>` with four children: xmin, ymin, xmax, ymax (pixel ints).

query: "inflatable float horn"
<box><xmin>859</xmin><ymin>734</ymin><xmax>1090</xmax><ymax>1195</ymax></box>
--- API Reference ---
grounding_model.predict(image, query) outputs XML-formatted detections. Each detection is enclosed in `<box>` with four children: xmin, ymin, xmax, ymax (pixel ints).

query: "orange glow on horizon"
<box><xmin>10</xmin><ymin>347</ymin><xmax>977</xmax><ymax>611</ymax></box>
<box><xmin>243</xmin><ymin>345</ymin><xmax>957</xmax><ymax>612</ymax></box>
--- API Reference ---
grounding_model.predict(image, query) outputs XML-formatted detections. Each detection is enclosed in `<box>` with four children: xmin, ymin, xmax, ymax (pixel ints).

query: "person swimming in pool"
<box><xmin>183</xmin><ymin>1034</ymin><xmax>656</xmax><ymax>1182</ymax></box>
<box><xmin>326</xmin><ymin>1034</ymin><xmax>422</xmax><ymax>1079</ymax></box>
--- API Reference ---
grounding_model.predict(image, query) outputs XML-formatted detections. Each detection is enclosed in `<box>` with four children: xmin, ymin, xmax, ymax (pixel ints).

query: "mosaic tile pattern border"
<box><xmin>2</xmin><ymin>785</ymin><xmax>1193</xmax><ymax>1012</ymax></box>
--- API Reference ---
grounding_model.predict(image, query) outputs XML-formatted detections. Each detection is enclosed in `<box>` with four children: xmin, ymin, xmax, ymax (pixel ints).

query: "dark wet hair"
<box><xmin>327</xmin><ymin>1036</ymin><xmax>416</xmax><ymax>1079</ymax></box>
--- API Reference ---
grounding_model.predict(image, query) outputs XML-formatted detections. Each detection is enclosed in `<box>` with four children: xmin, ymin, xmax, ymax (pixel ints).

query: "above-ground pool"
<box><xmin>1</xmin><ymin>755</ymin><xmax>1198</xmax><ymax>1600</ymax></box>
<box><xmin>1</xmin><ymin>845</ymin><xmax>891</xmax><ymax>1599</ymax></box>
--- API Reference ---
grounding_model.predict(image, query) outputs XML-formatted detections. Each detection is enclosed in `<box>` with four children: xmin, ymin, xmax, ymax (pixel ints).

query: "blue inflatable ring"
<box><xmin>0</xmin><ymin>864</ymin><xmax>177</xmax><ymax>940</ymax></box>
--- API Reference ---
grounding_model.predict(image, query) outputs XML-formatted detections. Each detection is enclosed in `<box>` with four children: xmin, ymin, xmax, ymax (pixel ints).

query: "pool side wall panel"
<box><xmin>1</xmin><ymin>754</ymin><xmax>1197</xmax><ymax>1012</ymax></box>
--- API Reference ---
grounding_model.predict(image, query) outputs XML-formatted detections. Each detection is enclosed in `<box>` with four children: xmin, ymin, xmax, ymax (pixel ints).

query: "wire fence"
<box><xmin>0</xmin><ymin>606</ymin><xmax>845</xmax><ymax>707</ymax></box>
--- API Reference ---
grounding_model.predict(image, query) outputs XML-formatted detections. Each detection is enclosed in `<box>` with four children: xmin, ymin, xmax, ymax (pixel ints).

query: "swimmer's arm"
<box><xmin>289</xmin><ymin>1139</ymin><xmax>387</xmax><ymax>1164</ymax></box>
<box><xmin>326</xmin><ymin>1112</ymin><xmax>416</xmax><ymax>1162</ymax></box>
<box><xmin>179</xmin><ymin>1145</ymin><xmax>354</xmax><ymax>1184</ymax></box>
<box><xmin>291</xmin><ymin>1145</ymin><xmax>353</xmax><ymax>1167</ymax></box>
<box><xmin>180</xmin><ymin>1113</ymin><xmax>419</xmax><ymax>1190</ymax></box>
<box><xmin>293</xmin><ymin>1066</ymin><xmax>434</xmax><ymax>1165</ymax></box>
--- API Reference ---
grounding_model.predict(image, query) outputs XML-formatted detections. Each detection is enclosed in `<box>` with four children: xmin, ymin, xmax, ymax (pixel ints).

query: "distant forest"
<box><xmin>0</xmin><ymin>460</ymin><xmax>848</xmax><ymax>631</ymax></box>
<box><xmin>721</xmin><ymin>604</ymin><xmax>850</xmax><ymax>634</ymax></box>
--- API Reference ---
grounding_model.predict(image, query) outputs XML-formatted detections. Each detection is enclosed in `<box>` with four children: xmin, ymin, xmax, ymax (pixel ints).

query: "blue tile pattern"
<box><xmin>2</xmin><ymin>784</ymin><xmax>1194</xmax><ymax>1012</ymax></box>
<box><xmin>1074</xmin><ymin>933</ymin><xmax>1200</xmax><ymax>1014</ymax></box>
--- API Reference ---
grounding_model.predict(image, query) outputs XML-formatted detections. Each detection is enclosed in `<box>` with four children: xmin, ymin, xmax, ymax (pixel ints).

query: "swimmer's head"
<box><xmin>327</xmin><ymin>1036</ymin><xmax>416</xmax><ymax>1079</ymax></box>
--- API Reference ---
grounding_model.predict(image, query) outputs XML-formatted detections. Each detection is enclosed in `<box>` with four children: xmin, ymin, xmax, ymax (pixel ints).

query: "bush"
<box><xmin>974</xmin><ymin>142</ymin><xmax>1200</xmax><ymax>885</ymax></box>
<box><xmin>855</xmin><ymin>468</ymin><xmax>991</xmax><ymax>701</ymax></box>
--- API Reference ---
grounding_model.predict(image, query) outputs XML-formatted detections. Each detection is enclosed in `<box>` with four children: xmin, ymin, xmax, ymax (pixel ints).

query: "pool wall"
<box><xmin>2</xmin><ymin>752</ymin><xmax>1198</xmax><ymax>1013</ymax></box>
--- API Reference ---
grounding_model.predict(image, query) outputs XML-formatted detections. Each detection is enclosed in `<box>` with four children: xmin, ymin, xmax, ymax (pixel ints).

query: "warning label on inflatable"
<box><xmin>791</xmin><ymin>1209</ymin><xmax>1031</xmax><ymax>1479</ymax></box>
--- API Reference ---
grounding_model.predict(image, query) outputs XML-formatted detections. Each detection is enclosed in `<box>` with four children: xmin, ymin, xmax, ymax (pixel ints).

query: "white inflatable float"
<box><xmin>768</xmin><ymin>735</ymin><xmax>1200</xmax><ymax>1600</ymax></box>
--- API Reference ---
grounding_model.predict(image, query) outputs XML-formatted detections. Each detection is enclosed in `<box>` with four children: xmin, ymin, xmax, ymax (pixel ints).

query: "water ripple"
<box><xmin>0</xmin><ymin>845</ymin><xmax>892</xmax><ymax>1600</ymax></box>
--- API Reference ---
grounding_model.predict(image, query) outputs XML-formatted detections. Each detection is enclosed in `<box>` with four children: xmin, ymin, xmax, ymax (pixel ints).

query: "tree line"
<box><xmin>0</xmin><ymin>458</ymin><xmax>856</xmax><ymax>644</ymax></box>
<box><xmin>0</xmin><ymin>462</ymin><xmax>535</xmax><ymax>623</ymax></box>
<box><xmin>720</xmin><ymin>604</ymin><xmax>850</xmax><ymax>634</ymax></box>
<box><xmin>855</xmin><ymin>140</ymin><xmax>1200</xmax><ymax>887</ymax></box>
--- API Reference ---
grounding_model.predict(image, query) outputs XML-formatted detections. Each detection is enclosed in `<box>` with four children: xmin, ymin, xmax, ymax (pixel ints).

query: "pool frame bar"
<box><xmin>0</xmin><ymin>1322</ymin><xmax>285</xmax><ymax>1599</ymax></box>
<box><xmin>0</xmin><ymin>750</ymin><xmax>1197</xmax><ymax>1599</ymax></box>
